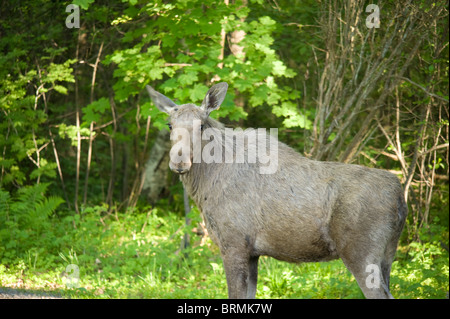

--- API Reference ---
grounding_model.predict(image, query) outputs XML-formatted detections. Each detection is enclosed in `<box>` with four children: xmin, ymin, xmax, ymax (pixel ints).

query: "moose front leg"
<box><xmin>222</xmin><ymin>249</ymin><xmax>256</xmax><ymax>299</ymax></box>
<box><xmin>246</xmin><ymin>256</ymin><xmax>259</xmax><ymax>298</ymax></box>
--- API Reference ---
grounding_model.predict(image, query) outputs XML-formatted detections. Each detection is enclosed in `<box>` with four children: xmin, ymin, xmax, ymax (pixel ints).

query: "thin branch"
<box><xmin>83</xmin><ymin>41</ymin><xmax>104</xmax><ymax>205</ymax></box>
<box><xmin>396</xmin><ymin>76</ymin><xmax>449</xmax><ymax>102</ymax></box>
<box><xmin>284</xmin><ymin>23</ymin><xmax>320</xmax><ymax>28</ymax></box>
<box><xmin>420</xmin><ymin>143</ymin><xmax>449</xmax><ymax>156</ymax></box>
<box><xmin>74</xmin><ymin>28</ymin><xmax>82</xmax><ymax>217</ymax></box>
<box><xmin>376</xmin><ymin>120</ymin><xmax>408</xmax><ymax>176</ymax></box>
<box><xmin>128</xmin><ymin>115</ymin><xmax>152</xmax><ymax>210</ymax></box>
<box><xmin>49</xmin><ymin>129</ymin><xmax>71</xmax><ymax>210</ymax></box>
<box><xmin>164</xmin><ymin>63</ymin><xmax>192</xmax><ymax>67</ymax></box>
<box><xmin>213</xmin><ymin>0</ymin><xmax>229</xmax><ymax>81</ymax></box>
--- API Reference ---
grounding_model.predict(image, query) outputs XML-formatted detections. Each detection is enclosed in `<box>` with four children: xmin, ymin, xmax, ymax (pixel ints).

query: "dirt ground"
<box><xmin>0</xmin><ymin>287</ymin><xmax>63</xmax><ymax>299</ymax></box>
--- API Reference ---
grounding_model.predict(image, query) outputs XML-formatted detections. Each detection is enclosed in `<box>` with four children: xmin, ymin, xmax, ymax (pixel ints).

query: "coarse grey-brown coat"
<box><xmin>146</xmin><ymin>82</ymin><xmax>407</xmax><ymax>299</ymax></box>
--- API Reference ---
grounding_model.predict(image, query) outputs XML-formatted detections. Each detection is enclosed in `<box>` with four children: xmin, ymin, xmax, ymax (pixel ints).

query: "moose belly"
<box><xmin>254</xmin><ymin>222</ymin><xmax>339</xmax><ymax>263</ymax></box>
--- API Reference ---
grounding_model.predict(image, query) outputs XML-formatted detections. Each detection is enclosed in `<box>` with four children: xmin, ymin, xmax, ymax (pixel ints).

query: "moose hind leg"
<box><xmin>379</xmin><ymin>226</ymin><xmax>403</xmax><ymax>292</ymax></box>
<box><xmin>341</xmin><ymin>256</ymin><xmax>393</xmax><ymax>299</ymax></box>
<box><xmin>339</xmin><ymin>239</ymin><xmax>394</xmax><ymax>299</ymax></box>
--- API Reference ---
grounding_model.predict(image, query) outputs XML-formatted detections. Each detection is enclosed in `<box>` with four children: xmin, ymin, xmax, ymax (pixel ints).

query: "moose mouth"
<box><xmin>172</xmin><ymin>167</ymin><xmax>189</xmax><ymax>175</ymax></box>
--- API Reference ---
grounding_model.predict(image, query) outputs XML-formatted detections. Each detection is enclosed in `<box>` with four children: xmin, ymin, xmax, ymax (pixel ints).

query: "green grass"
<box><xmin>0</xmin><ymin>205</ymin><xmax>448</xmax><ymax>299</ymax></box>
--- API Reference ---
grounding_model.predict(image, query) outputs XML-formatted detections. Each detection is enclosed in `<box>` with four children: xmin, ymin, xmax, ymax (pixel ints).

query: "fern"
<box><xmin>0</xmin><ymin>184</ymin><xmax>65</xmax><ymax>264</ymax></box>
<box><xmin>3</xmin><ymin>183</ymin><xmax>64</xmax><ymax>225</ymax></box>
<box><xmin>11</xmin><ymin>183</ymin><xmax>49</xmax><ymax>216</ymax></box>
<box><xmin>0</xmin><ymin>188</ymin><xmax>11</xmax><ymax>214</ymax></box>
<box><xmin>17</xmin><ymin>183</ymin><xmax>49</xmax><ymax>204</ymax></box>
<box><xmin>35</xmin><ymin>196</ymin><xmax>65</xmax><ymax>218</ymax></box>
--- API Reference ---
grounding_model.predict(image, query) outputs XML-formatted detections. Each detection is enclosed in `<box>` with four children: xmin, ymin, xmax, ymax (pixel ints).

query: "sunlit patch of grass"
<box><xmin>1</xmin><ymin>206</ymin><xmax>448</xmax><ymax>299</ymax></box>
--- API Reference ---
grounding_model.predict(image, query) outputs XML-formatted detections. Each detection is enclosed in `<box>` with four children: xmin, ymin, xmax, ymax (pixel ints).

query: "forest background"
<box><xmin>0</xmin><ymin>0</ymin><xmax>448</xmax><ymax>298</ymax></box>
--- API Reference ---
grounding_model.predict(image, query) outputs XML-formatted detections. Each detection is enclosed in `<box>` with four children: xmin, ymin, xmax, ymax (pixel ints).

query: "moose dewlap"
<box><xmin>147</xmin><ymin>82</ymin><xmax>407</xmax><ymax>299</ymax></box>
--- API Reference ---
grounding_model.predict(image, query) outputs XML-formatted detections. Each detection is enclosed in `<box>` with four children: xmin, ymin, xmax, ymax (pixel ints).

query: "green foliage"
<box><xmin>103</xmin><ymin>0</ymin><xmax>302</xmax><ymax>130</ymax></box>
<box><xmin>73</xmin><ymin>0</ymin><xmax>95</xmax><ymax>10</ymax></box>
<box><xmin>0</xmin><ymin>0</ymin><xmax>447</xmax><ymax>300</ymax></box>
<box><xmin>392</xmin><ymin>242</ymin><xmax>449</xmax><ymax>299</ymax></box>
<box><xmin>0</xmin><ymin>42</ymin><xmax>75</xmax><ymax>187</ymax></box>
<box><xmin>0</xmin><ymin>0</ymin><xmax>313</xmax><ymax>206</ymax></box>
<box><xmin>0</xmin><ymin>205</ymin><xmax>447</xmax><ymax>298</ymax></box>
<box><xmin>0</xmin><ymin>183</ymin><xmax>64</xmax><ymax>265</ymax></box>
<box><xmin>82</xmin><ymin>97</ymin><xmax>111</xmax><ymax>126</ymax></box>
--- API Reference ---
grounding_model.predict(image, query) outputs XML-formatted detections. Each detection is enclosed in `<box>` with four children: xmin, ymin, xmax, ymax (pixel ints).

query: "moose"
<box><xmin>146</xmin><ymin>82</ymin><xmax>407</xmax><ymax>299</ymax></box>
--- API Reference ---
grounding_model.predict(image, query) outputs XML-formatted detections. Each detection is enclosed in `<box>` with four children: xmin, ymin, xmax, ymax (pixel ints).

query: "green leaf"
<box><xmin>178</xmin><ymin>70</ymin><xmax>198</xmax><ymax>86</ymax></box>
<box><xmin>267</xmin><ymin>92</ymin><xmax>281</xmax><ymax>105</ymax></box>
<box><xmin>272</xmin><ymin>61</ymin><xmax>287</xmax><ymax>76</ymax></box>
<box><xmin>272</xmin><ymin>102</ymin><xmax>312</xmax><ymax>129</ymax></box>
<box><xmin>250</xmin><ymin>85</ymin><xmax>269</xmax><ymax>106</ymax></box>
<box><xmin>72</xmin><ymin>0</ymin><xmax>94</xmax><ymax>10</ymax></box>
<box><xmin>259</xmin><ymin>16</ymin><xmax>276</xmax><ymax>26</ymax></box>
<box><xmin>82</xmin><ymin>97</ymin><xmax>110</xmax><ymax>124</ymax></box>
<box><xmin>53</xmin><ymin>85</ymin><xmax>68</xmax><ymax>95</ymax></box>
<box><xmin>189</xmin><ymin>84</ymin><xmax>208</xmax><ymax>102</ymax></box>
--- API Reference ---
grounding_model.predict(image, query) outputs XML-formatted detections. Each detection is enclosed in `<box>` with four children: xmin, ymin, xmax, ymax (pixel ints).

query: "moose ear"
<box><xmin>146</xmin><ymin>85</ymin><xmax>177</xmax><ymax>114</ymax></box>
<box><xmin>201</xmin><ymin>82</ymin><xmax>228</xmax><ymax>116</ymax></box>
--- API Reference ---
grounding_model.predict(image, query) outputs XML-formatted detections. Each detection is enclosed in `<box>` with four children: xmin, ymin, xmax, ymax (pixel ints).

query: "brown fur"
<box><xmin>147</xmin><ymin>83</ymin><xmax>407</xmax><ymax>299</ymax></box>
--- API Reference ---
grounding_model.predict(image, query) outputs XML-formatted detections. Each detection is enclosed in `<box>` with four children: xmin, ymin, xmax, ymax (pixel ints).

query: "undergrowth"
<box><xmin>0</xmin><ymin>185</ymin><xmax>448</xmax><ymax>299</ymax></box>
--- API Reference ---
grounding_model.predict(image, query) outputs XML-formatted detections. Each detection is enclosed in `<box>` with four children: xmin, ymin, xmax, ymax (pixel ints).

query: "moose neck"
<box><xmin>179</xmin><ymin>119</ymin><xmax>280</xmax><ymax>206</ymax></box>
<box><xmin>180</xmin><ymin>124</ymin><xmax>227</xmax><ymax>201</ymax></box>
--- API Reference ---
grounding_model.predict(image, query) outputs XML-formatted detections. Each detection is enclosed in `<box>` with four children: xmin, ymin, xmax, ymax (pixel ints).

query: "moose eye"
<box><xmin>167</xmin><ymin>123</ymin><xmax>172</xmax><ymax>130</ymax></box>
<box><xmin>200</xmin><ymin>124</ymin><xmax>204</xmax><ymax>131</ymax></box>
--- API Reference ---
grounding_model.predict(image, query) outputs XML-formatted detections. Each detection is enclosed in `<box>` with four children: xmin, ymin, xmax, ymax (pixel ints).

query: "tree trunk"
<box><xmin>141</xmin><ymin>129</ymin><xmax>171</xmax><ymax>204</ymax></box>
